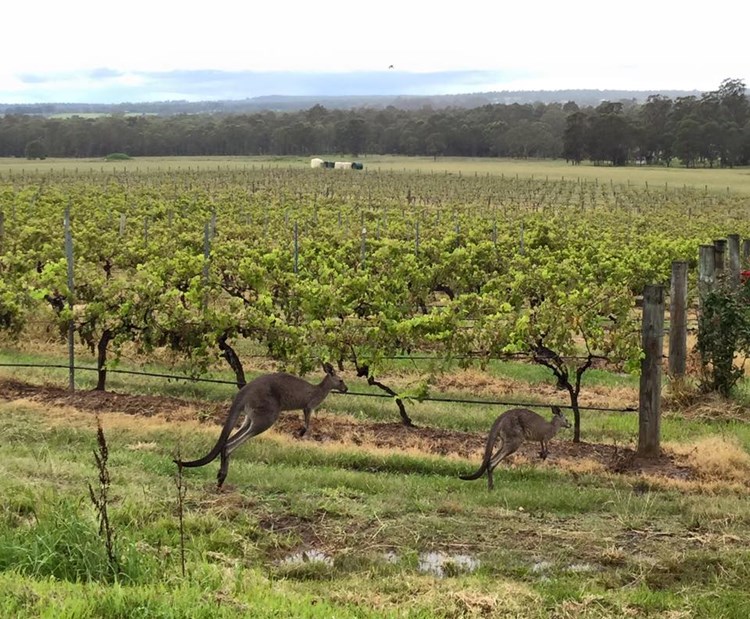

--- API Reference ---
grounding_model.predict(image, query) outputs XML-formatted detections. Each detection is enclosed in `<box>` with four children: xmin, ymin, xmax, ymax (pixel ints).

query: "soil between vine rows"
<box><xmin>0</xmin><ymin>377</ymin><xmax>694</xmax><ymax>482</ymax></box>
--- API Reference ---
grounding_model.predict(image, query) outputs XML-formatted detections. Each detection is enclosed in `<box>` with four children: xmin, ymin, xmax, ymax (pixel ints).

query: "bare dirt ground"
<box><xmin>0</xmin><ymin>377</ymin><xmax>696</xmax><ymax>482</ymax></box>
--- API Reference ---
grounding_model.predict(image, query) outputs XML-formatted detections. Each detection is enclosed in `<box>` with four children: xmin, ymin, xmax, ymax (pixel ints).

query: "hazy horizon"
<box><xmin>0</xmin><ymin>69</ymin><xmax>713</xmax><ymax>106</ymax></box>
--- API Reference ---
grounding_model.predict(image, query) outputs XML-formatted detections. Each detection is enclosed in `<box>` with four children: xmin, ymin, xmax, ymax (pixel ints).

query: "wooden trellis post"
<box><xmin>713</xmin><ymin>239</ymin><xmax>727</xmax><ymax>273</ymax></box>
<box><xmin>668</xmin><ymin>261</ymin><xmax>688</xmax><ymax>377</ymax></box>
<box><xmin>727</xmin><ymin>234</ymin><xmax>741</xmax><ymax>286</ymax></box>
<box><xmin>742</xmin><ymin>238</ymin><xmax>750</xmax><ymax>267</ymax></box>
<box><xmin>698</xmin><ymin>244</ymin><xmax>716</xmax><ymax>304</ymax></box>
<box><xmin>639</xmin><ymin>285</ymin><xmax>664</xmax><ymax>457</ymax></box>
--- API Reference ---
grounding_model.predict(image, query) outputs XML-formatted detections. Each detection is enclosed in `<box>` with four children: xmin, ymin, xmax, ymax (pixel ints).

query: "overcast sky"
<box><xmin>1</xmin><ymin>0</ymin><xmax>746</xmax><ymax>103</ymax></box>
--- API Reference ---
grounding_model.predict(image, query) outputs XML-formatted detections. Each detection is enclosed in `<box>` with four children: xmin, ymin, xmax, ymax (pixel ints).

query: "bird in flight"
<box><xmin>388</xmin><ymin>64</ymin><xmax>394</xmax><ymax>69</ymax></box>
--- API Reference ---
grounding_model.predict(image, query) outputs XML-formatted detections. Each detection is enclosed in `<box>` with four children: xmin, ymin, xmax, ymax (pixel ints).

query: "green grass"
<box><xmin>0</xmin><ymin>390</ymin><xmax>749</xmax><ymax>617</ymax></box>
<box><xmin>0</xmin><ymin>569</ymin><xmax>401</xmax><ymax>619</ymax></box>
<box><xmin>1</xmin><ymin>155</ymin><xmax>749</xmax><ymax>195</ymax></box>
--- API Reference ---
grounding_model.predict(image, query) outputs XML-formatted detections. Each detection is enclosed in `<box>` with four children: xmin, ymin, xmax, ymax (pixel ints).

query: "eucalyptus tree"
<box><xmin>638</xmin><ymin>94</ymin><xmax>675</xmax><ymax>165</ymax></box>
<box><xmin>562</xmin><ymin>111</ymin><xmax>588</xmax><ymax>164</ymax></box>
<box><xmin>587</xmin><ymin>102</ymin><xmax>635</xmax><ymax>166</ymax></box>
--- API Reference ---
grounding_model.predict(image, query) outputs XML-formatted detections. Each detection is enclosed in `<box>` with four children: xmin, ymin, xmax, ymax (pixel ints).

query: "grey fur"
<box><xmin>460</xmin><ymin>406</ymin><xmax>570</xmax><ymax>490</ymax></box>
<box><xmin>175</xmin><ymin>365</ymin><xmax>347</xmax><ymax>487</ymax></box>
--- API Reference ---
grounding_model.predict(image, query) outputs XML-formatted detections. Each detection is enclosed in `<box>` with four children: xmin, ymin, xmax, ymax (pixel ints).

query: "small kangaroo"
<box><xmin>174</xmin><ymin>363</ymin><xmax>347</xmax><ymax>488</ymax></box>
<box><xmin>460</xmin><ymin>406</ymin><xmax>570</xmax><ymax>490</ymax></box>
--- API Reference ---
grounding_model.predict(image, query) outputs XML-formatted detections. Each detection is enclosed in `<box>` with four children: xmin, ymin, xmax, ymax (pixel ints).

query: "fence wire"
<box><xmin>0</xmin><ymin>362</ymin><xmax>637</xmax><ymax>413</ymax></box>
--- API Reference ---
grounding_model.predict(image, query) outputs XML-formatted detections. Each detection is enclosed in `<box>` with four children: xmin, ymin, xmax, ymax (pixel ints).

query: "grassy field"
<box><xmin>2</xmin><ymin>155</ymin><xmax>750</xmax><ymax>196</ymax></box>
<box><xmin>1</xmin><ymin>348</ymin><xmax>750</xmax><ymax>618</ymax></box>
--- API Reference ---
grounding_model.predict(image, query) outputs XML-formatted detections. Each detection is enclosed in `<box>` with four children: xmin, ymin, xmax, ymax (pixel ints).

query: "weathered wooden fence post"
<box><xmin>713</xmin><ymin>239</ymin><xmax>727</xmax><ymax>273</ymax></box>
<box><xmin>698</xmin><ymin>244</ymin><xmax>716</xmax><ymax>303</ymax></box>
<box><xmin>668</xmin><ymin>261</ymin><xmax>688</xmax><ymax>377</ymax></box>
<box><xmin>727</xmin><ymin>233</ymin><xmax>741</xmax><ymax>286</ymax></box>
<box><xmin>639</xmin><ymin>285</ymin><xmax>664</xmax><ymax>457</ymax></box>
<box><xmin>742</xmin><ymin>239</ymin><xmax>750</xmax><ymax>267</ymax></box>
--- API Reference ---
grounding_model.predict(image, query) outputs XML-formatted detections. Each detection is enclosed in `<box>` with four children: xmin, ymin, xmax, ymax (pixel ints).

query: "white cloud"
<box><xmin>1</xmin><ymin>0</ymin><xmax>747</xmax><ymax>101</ymax></box>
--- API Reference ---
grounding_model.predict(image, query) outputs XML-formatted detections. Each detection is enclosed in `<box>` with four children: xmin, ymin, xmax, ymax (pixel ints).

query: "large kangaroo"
<box><xmin>175</xmin><ymin>363</ymin><xmax>347</xmax><ymax>487</ymax></box>
<box><xmin>460</xmin><ymin>406</ymin><xmax>570</xmax><ymax>490</ymax></box>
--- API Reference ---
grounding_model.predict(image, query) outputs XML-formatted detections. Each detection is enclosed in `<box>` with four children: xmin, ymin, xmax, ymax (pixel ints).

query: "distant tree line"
<box><xmin>563</xmin><ymin>79</ymin><xmax>750</xmax><ymax>167</ymax></box>
<box><xmin>1</xmin><ymin>78</ymin><xmax>747</xmax><ymax>167</ymax></box>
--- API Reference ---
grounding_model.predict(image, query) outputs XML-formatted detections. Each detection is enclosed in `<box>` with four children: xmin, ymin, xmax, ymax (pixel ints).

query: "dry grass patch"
<box><xmin>663</xmin><ymin>377</ymin><xmax>750</xmax><ymax>422</ymax></box>
<box><xmin>556</xmin><ymin>457</ymin><xmax>609</xmax><ymax>476</ymax></box>
<box><xmin>666</xmin><ymin>437</ymin><xmax>750</xmax><ymax>484</ymax></box>
<box><xmin>431</xmin><ymin>368</ymin><xmax>637</xmax><ymax>410</ymax></box>
<box><xmin>263</xmin><ymin>424</ymin><xmax>469</xmax><ymax>465</ymax></box>
<box><xmin>432</xmin><ymin>367</ymin><xmax>520</xmax><ymax>396</ymax></box>
<box><xmin>447</xmin><ymin>584</ymin><xmax>541</xmax><ymax>618</ymax></box>
<box><xmin>553</xmin><ymin>595</ymin><xmax>643</xmax><ymax>619</ymax></box>
<box><xmin>632</xmin><ymin>474</ymin><xmax>749</xmax><ymax>495</ymax></box>
<box><xmin>630</xmin><ymin>438</ymin><xmax>750</xmax><ymax>494</ymax></box>
<box><xmin>125</xmin><ymin>441</ymin><xmax>160</xmax><ymax>451</ymax></box>
<box><xmin>329</xmin><ymin>577</ymin><xmax>541</xmax><ymax>619</ymax></box>
<box><xmin>0</xmin><ymin>398</ymin><xmax>205</xmax><ymax>435</ymax></box>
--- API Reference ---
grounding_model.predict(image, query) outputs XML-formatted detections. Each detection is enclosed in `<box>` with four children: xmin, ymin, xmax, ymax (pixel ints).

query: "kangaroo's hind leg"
<box><xmin>539</xmin><ymin>439</ymin><xmax>549</xmax><ymax>460</ymax></box>
<box><xmin>214</xmin><ymin>411</ymin><xmax>252</xmax><ymax>488</ymax></box>
<box><xmin>217</xmin><ymin>407</ymin><xmax>279</xmax><ymax>488</ymax></box>
<box><xmin>298</xmin><ymin>407</ymin><xmax>312</xmax><ymax>437</ymax></box>
<box><xmin>486</xmin><ymin>437</ymin><xmax>523</xmax><ymax>490</ymax></box>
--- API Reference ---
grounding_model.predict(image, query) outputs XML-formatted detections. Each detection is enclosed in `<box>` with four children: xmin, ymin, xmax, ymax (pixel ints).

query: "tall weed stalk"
<box><xmin>174</xmin><ymin>446</ymin><xmax>187</xmax><ymax>577</ymax></box>
<box><xmin>88</xmin><ymin>415</ymin><xmax>118</xmax><ymax>577</ymax></box>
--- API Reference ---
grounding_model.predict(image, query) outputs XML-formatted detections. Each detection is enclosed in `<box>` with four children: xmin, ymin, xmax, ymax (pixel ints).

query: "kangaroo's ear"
<box><xmin>551</xmin><ymin>406</ymin><xmax>562</xmax><ymax>416</ymax></box>
<box><xmin>322</xmin><ymin>362</ymin><xmax>335</xmax><ymax>375</ymax></box>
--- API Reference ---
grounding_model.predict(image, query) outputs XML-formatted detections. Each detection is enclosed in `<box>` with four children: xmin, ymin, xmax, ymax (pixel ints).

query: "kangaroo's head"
<box><xmin>323</xmin><ymin>362</ymin><xmax>348</xmax><ymax>393</ymax></box>
<box><xmin>550</xmin><ymin>405</ymin><xmax>571</xmax><ymax>429</ymax></box>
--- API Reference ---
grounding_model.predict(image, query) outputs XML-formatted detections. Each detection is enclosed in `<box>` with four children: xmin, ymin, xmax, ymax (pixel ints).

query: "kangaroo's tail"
<box><xmin>459</xmin><ymin>414</ymin><xmax>505</xmax><ymax>481</ymax></box>
<box><xmin>174</xmin><ymin>397</ymin><xmax>245</xmax><ymax>468</ymax></box>
<box><xmin>458</xmin><ymin>465</ymin><xmax>487</xmax><ymax>481</ymax></box>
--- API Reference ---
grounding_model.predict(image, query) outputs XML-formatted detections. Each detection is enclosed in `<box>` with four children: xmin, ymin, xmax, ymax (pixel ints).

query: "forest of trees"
<box><xmin>1</xmin><ymin>79</ymin><xmax>747</xmax><ymax>167</ymax></box>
